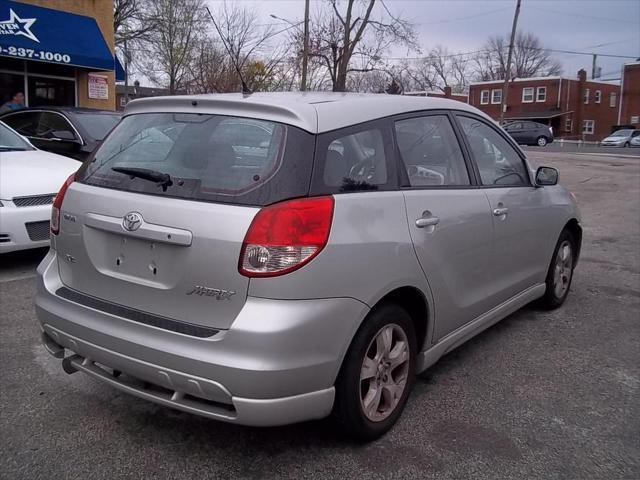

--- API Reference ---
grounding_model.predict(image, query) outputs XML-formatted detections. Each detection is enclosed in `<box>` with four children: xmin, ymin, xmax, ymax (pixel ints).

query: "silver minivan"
<box><xmin>36</xmin><ymin>93</ymin><xmax>581</xmax><ymax>440</ymax></box>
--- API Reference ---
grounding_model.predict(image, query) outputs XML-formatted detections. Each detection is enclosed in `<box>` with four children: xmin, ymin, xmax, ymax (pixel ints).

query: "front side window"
<box><xmin>536</xmin><ymin>87</ymin><xmax>547</xmax><ymax>102</ymax></box>
<box><xmin>522</xmin><ymin>87</ymin><xmax>534</xmax><ymax>103</ymax></box>
<box><xmin>458</xmin><ymin>116</ymin><xmax>529</xmax><ymax>187</ymax></box>
<box><xmin>70</xmin><ymin>112</ymin><xmax>121</xmax><ymax>140</ymax></box>
<box><xmin>80</xmin><ymin>113</ymin><xmax>314</xmax><ymax>206</ymax></box>
<box><xmin>582</xmin><ymin>120</ymin><xmax>595</xmax><ymax>134</ymax></box>
<box><xmin>395</xmin><ymin>115</ymin><xmax>470</xmax><ymax>187</ymax></box>
<box><xmin>491</xmin><ymin>89</ymin><xmax>502</xmax><ymax>104</ymax></box>
<box><xmin>37</xmin><ymin>112</ymin><xmax>78</xmax><ymax>140</ymax></box>
<box><xmin>480</xmin><ymin>90</ymin><xmax>490</xmax><ymax>105</ymax></box>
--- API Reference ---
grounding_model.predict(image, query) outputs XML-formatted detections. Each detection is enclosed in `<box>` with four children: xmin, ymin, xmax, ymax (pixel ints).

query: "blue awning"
<box><xmin>0</xmin><ymin>0</ymin><xmax>115</xmax><ymax>71</ymax></box>
<box><xmin>115</xmin><ymin>55</ymin><xmax>125</xmax><ymax>82</ymax></box>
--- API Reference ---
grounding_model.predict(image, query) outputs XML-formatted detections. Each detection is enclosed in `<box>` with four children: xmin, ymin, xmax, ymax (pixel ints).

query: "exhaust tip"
<box><xmin>62</xmin><ymin>354</ymin><xmax>81</xmax><ymax>375</ymax></box>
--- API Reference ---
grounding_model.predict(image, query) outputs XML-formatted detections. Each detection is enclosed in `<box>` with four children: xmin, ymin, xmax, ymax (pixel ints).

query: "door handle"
<box><xmin>415</xmin><ymin>216</ymin><xmax>440</xmax><ymax>228</ymax></box>
<box><xmin>493</xmin><ymin>207</ymin><xmax>509</xmax><ymax>216</ymax></box>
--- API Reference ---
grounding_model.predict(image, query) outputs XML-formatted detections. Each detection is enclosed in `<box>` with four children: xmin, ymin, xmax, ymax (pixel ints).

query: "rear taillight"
<box><xmin>239</xmin><ymin>196</ymin><xmax>334</xmax><ymax>277</ymax></box>
<box><xmin>51</xmin><ymin>173</ymin><xmax>75</xmax><ymax>235</ymax></box>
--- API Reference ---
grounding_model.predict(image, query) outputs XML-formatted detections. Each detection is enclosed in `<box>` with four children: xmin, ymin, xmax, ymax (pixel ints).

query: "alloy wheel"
<box><xmin>359</xmin><ymin>324</ymin><xmax>410</xmax><ymax>422</ymax></box>
<box><xmin>553</xmin><ymin>240</ymin><xmax>573</xmax><ymax>298</ymax></box>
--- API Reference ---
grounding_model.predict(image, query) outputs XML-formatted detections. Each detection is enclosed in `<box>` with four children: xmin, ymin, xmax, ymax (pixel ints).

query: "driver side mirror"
<box><xmin>535</xmin><ymin>166</ymin><xmax>558</xmax><ymax>186</ymax></box>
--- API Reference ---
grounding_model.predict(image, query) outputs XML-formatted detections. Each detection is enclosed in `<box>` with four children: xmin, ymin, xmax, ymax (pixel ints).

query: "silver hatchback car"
<box><xmin>36</xmin><ymin>93</ymin><xmax>581</xmax><ymax>440</ymax></box>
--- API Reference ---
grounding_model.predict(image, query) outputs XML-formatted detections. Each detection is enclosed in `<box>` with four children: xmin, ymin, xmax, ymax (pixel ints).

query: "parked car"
<box><xmin>0</xmin><ymin>121</ymin><xmax>79</xmax><ymax>253</ymax></box>
<box><xmin>503</xmin><ymin>120</ymin><xmax>554</xmax><ymax>147</ymax></box>
<box><xmin>36</xmin><ymin>93</ymin><xmax>581</xmax><ymax>440</ymax></box>
<box><xmin>630</xmin><ymin>134</ymin><xmax>640</xmax><ymax>147</ymax></box>
<box><xmin>0</xmin><ymin>107</ymin><xmax>121</xmax><ymax>161</ymax></box>
<box><xmin>600</xmin><ymin>129</ymin><xmax>640</xmax><ymax>147</ymax></box>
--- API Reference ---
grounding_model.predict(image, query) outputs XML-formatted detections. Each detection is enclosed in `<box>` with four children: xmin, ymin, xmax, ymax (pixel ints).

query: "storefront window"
<box><xmin>28</xmin><ymin>77</ymin><xmax>75</xmax><ymax>107</ymax></box>
<box><xmin>0</xmin><ymin>72</ymin><xmax>24</xmax><ymax>108</ymax></box>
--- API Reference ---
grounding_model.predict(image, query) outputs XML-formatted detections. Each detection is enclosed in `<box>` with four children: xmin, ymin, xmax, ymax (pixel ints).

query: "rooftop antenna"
<box><xmin>205</xmin><ymin>6</ymin><xmax>252</xmax><ymax>95</ymax></box>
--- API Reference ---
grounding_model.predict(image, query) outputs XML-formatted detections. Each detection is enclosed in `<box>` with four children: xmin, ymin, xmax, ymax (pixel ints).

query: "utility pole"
<box><xmin>301</xmin><ymin>0</ymin><xmax>310</xmax><ymax>91</ymax></box>
<box><xmin>124</xmin><ymin>37</ymin><xmax>129</xmax><ymax>105</ymax></box>
<box><xmin>591</xmin><ymin>54</ymin><xmax>598</xmax><ymax>79</ymax></box>
<box><xmin>499</xmin><ymin>0</ymin><xmax>521</xmax><ymax>124</ymax></box>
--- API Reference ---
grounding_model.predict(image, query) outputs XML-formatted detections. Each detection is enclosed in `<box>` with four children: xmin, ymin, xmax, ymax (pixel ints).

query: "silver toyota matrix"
<box><xmin>36</xmin><ymin>93</ymin><xmax>581</xmax><ymax>440</ymax></box>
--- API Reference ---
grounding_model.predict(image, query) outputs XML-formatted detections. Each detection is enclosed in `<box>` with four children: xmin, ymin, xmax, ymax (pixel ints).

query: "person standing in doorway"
<box><xmin>0</xmin><ymin>92</ymin><xmax>26</xmax><ymax>113</ymax></box>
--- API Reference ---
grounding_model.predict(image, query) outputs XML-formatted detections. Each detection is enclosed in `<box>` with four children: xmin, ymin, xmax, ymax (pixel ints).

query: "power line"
<box><xmin>531</xmin><ymin>6</ymin><xmax>639</xmax><ymax>24</ymax></box>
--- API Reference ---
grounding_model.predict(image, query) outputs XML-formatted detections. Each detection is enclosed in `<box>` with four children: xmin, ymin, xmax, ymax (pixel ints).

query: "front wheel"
<box><xmin>624</xmin><ymin>142</ymin><xmax>630</xmax><ymax>148</ymax></box>
<box><xmin>333</xmin><ymin>303</ymin><xmax>416</xmax><ymax>441</ymax></box>
<box><xmin>537</xmin><ymin>136</ymin><xmax>548</xmax><ymax>147</ymax></box>
<box><xmin>538</xmin><ymin>229</ymin><xmax>576</xmax><ymax>309</ymax></box>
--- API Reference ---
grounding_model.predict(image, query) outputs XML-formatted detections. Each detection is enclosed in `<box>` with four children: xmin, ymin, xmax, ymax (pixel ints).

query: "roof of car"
<box><xmin>123</xmin><ymin>92</ymin><xmax>485</xmax><ymax>133</ymax></box>
<box><xmin>0</xmin><ymin>107</ymin><xmax>121</xmax><ymax>116</ymax></box>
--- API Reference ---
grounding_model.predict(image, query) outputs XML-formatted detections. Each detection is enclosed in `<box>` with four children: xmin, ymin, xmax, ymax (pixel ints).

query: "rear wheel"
<box><xmin>538</xmin><ymin>229</ymin><xmax>576</xmax><ymax>309</ymax></box>
<box><xmin>624</xmin><ymin>142</ymin><xmax>630</xmax><ymax>147</ymax></box>
<box><xmin>334</xmin><ymin>303</ymin><xmax>416</xmax><ymax>441</ymax></box>
<box><xmin>537</xmin><ymin>136</ymin><xmax>548</xmax><ymax>147</ymax></box>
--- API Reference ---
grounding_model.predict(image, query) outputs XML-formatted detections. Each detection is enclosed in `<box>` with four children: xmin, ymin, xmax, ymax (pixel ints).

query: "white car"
<box><xmin>0</xmin><ymin>121</ymin><xmax>79</xmax><ymax>253</ymax></box>
<box><xmin>600</xmin><ymin>129</ymin><xmax>640</xmax><ymax>147</ymax></box>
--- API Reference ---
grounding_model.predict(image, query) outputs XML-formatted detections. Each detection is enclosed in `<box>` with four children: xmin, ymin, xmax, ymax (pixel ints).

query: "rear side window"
<box><xmin>78</xmin><ymin>113</ymin><xmax>314</xmax><ymax>206</ymax></box>
<box><xmin>312</xmin><ymin>120</ymin><xmax>396</xmax><ymax>194</ymax></box>
<box><xmin>395</xmin><ymin>115</ymin><xmax>470</xmax><ymax>187</ymax></box>
<box><xmin>1</xmin><ymin>112</ymin><xmax>41</xmax><ymax>136</ymax></box>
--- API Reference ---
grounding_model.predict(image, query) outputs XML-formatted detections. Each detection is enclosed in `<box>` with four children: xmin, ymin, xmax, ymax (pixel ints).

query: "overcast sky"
<box><xmin>206</xmin><ymin>0</ymin><xmax>640</xmax><ymax>82</ymax></box>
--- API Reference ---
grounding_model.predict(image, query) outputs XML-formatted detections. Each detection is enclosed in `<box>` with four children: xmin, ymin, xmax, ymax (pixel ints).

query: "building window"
<box><xmin>584</xmin><ymin>88</ymin><xmax>590</xmax><ymax>104</ymax></box>
<box><xmin>595</xmin><ymin>90</ymin><xmax>601</xmax><ymax>103</ymax></box>
<box><xmin>565</xmin><ymin>117</ymin><xmax>572</xmax><ymax>132</ymax></box>
<box><xmin>480</xmin><ymin>90</ymin><xmax>490</xmax><ymax>105</ymax></box>
<box><xmin>119</xmin><ymin>97</ymin><xmax>127</xmax><ymax>107</ymax></box>
<box><xmin>582</xmin><ymin>120</ymin><xmax>595</xmax><ymax>135</ymax></box>
<box><xmin>536</xmin><ymin>86</ymin><xmax>547</xmax><ymax>102</ymax></box>
<box><xmin>522</xmin><ymin>87</ymin><xmax>534</xmax><ymax>103</ymax></box>
<box><xmin>631</xmin><ymin>116</ymin><xmax>639</xmax><ymax>125</ymax></box>
<box><xmin>610</xmin><ymin>92</ymin><xmax>617</xmax><ymax>107</ymax></box>
<box><xmin>491</xmin><ymin>89</ymin><xmax>502</xmax><ymax>104</ymax></box>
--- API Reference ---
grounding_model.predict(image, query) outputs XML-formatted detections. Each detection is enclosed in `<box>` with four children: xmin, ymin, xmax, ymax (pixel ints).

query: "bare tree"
<box><xmin>113</xmin><ymin>0</ymin><xmax>156</xmax><ymax>46</ymax></box>
<box><xmin>474</xmin><ymin>31</ymin><xmax>562</xmax><ymax>81</ymax></box>
<box><xmin>135</xmin><ymin>0</ymin><xmax>205</xmax><ymax>94</ymax></box>
<box><xmin>206</xmin><ymin>2</ymin><xmax>292</xmax><ymax>92</ymax></box>
<box><xmin>306</xmin><ymin>0</ymin><xmax>418</xmax><ymax>91</ymax></box>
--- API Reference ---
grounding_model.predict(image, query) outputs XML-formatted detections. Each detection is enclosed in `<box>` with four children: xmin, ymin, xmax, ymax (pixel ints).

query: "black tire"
<box><xmin>537</xmin><ymin>136</ymin><xmax>548</xmax><ymax>147</ymax></box>
<box><xmin>333</xmin><ymin>303</ymin><xmax>417</xmax><ymax>441</ymax></box>
<box><xmin>537</xmin><ymin>229</ymin><xmax>576</xmax><ymax>309</ymax></box>
<box><xmin>624</xmin><ymin>142</ymin><xmax>630</xmax><ymax>148</ymax></box>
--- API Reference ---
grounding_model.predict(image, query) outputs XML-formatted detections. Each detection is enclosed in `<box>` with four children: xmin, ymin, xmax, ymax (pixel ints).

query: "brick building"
<box><xmin>404</xmin><ymin>86</ymin><xmax>468</xmax><ymax>103</ymax></box>
<box><xmin>468</xmin><ymin>70</ymin><xmax>621</xmax><ymax>141</ymax></box>
<box><xmin>0</xmin><ymin>0</ymin><xmax>120</xmax><ymax>110</ymax></box>
<box><xmin>618</xmin><ymin>61</ymin><xmax>640</xmax><ymax>127</ymax></box>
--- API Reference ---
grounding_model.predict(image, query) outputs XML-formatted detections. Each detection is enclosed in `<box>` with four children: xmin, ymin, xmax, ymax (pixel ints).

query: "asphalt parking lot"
<box><xmin>1</xmin><ymin>151</ymin><xmax>638</xmax><ymax>479</ymax></box>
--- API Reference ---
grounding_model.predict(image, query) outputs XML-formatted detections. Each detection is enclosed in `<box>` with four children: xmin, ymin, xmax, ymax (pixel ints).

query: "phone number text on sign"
<box><xmin>0</xmin><ymin>46</ymin><xmax>71</xmax><ymax>63</ymax></box>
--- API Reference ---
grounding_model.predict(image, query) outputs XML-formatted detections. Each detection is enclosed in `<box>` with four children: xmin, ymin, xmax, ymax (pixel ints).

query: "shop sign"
<box><xmin>88</xmin><ymin>73</ymin><xmax>108</xmax><ymax>100</ymax></box>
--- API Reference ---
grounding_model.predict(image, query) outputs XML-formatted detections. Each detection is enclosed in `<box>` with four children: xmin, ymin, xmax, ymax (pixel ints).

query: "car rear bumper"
<box><xmin>0</xmin><ymin>203</ymin><xmax>51</xmax><ymax>253</ymax></box>
<box><xmin>35</xmin><ymin>250</ymin><xmax>369</xmax><ymax>426</ymax></box>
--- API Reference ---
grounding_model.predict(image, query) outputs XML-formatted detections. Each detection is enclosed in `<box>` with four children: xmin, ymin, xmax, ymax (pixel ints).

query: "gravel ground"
<box><xmin>1</xmin><ymin>151</ymin><xmax>638</xmax><ymax>479</ymax></box>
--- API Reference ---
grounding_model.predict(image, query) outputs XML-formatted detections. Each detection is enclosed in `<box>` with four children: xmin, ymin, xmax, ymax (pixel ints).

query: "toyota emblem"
<box><xmin>122</xmin><ymin>212</ymin><xmax>143</xmax><ymax>231</ymax></box>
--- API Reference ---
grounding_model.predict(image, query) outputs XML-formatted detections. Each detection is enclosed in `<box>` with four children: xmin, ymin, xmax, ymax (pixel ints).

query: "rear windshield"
<box><xmin>78</xmin><ymin>113</ymin><xmax>314</xmax><ymax>206</ymax></box>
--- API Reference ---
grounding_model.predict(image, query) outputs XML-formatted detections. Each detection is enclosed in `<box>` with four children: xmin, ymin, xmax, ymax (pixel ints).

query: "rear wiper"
<box><xmin>111</xmin><ymin>166</ymin><xmax>173</xmax><ymax>191</ymax></box>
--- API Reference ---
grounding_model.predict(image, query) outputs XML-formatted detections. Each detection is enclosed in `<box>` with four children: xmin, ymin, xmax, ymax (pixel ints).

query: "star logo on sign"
<box><xmin>0</xmin><ymin>8</ymin><xmax>39</xmax><ymax>43</ymax></box>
